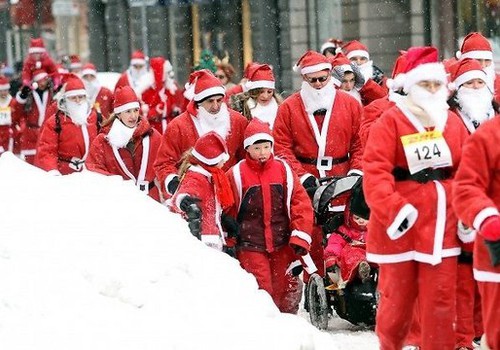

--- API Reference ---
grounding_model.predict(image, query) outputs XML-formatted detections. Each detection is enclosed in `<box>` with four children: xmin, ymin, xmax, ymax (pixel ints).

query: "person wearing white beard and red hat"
<box><xmin>15</xmin><ymin>68</ymin><xmax>55</xmax><ymax>164</ymax></box>
<box><xmin>273</xmin><ymin>50</ymin><xmax>363</xmax><ymax>280</ymax></box>
<box><xmin>225</xmin><ymin>119</ymin><xmax>313</xmax><ymax>313</ymax></box>
<box><xmin>86</xmin><ymin>86</ymin><xmax>162</xmax><ymax>202</ymax></box>
<box><xmin>115</xmin><ymin>50</ymin><xmax>149</xmax><ymax>93</ymax></box>
<box><xmin>81</xmin><ymin>63</ymin><xmax>114</xmax><ymax>120</ymax></box>
<box><xmin>456</xmin><ymin>32</ymin><xmax>500</xmax><ymax>103</ymax></box>
<box><xmin>0</xmin><ymin>76</ymin><xmax>21</xmax><ymax>155</ymax></box>
<box><xmin>170</xmin><ymin>131</ymin><xmax>235</xmax><ymax>251</ymax></box>
<box><xmin>362</xmin><ymin>46</ymin><xmax>470</xmax><ymax>350</ymax></box>
<box><xmin>341</xmin><ymin>40</ymin><xmax>387</xmax><ymax>89</ymax></box>
<box><xmin>34</xmin><ymin>75</ymin><xmax>100</xmax><ymax>175</ymax></box>
<box><xmin>154</xmin><ymin>69</ymin><xmax>247</xmax><ymax>200</ymax></box>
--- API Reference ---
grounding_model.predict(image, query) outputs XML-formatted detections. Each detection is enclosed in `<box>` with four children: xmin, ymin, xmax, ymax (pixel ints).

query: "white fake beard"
<box><xmin>197</xmin><ymin>103</ymin><xmax>230</xmax><ymax>139</ymax></box>
<box><xmin>84</xmin><ymin>80</ymin><xmax>100</xmax><ymax>103</ymax></box>
<box><xmin>346</xmin><ymin>88</ymin><xmax>362</xmax><ymax>104</ymax></box>
<box><xmin>300</xmin><ymin>78</ymin><xmax>336</xmax><ymax>116</ymax></box>
<box><xmin>408</xmin><ymin>84</ymin><xmax>449</xmax><ymax>127</ymax></box>
<box><xmin>107</xmin><ymin>118</ymin><xmax>136</xmax><ymax>148</ymax></box>
<box><xmin>248</xmin><ymin>97</ymin><xmax>278</xmax><ymax>128</ymax></box>
<box><xmin>130</xmin><ymin>66</ymin><xmax>147</xmax><ymax>83</ymax></box>
<box><xmin>165</xmin><ymin>77</ymin><xmax>178</xmax><ymax>95</ymax></box>
<box><xmin>457</xmin><ymin>86</ymin><xmax>494</xmax><ymax>125</ymax></box>
<box><xmin>358</xmin><ymin>60</ymin><xmax>374</xmax><ymax>82</ymax></box>
<box><xmin>66</xmin><ymin>100</ymin><xmax>90</xmax><ymax>126</ymax></box>
<box><xmin>483</xmin><ymin>63</ymin><xmax>496</xmax><ymax>92</ymax></box>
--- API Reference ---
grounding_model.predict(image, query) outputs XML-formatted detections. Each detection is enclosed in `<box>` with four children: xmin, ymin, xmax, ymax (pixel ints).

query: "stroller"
<box><xmin>306</xmin><ymin>175</ymin><xmax>378</xmax><ymax>329</ymax></box>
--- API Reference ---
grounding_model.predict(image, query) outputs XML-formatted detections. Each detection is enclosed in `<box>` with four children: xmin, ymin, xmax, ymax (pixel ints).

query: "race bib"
<box><xmin>0</xmin><ymin>106</ymin><xmax>12</xmax><ymax>126</ymax></box>
<box><xmin>401</xmin><ymin>130</ymin><xmax>452</xmax><ymax>174</ymax></box>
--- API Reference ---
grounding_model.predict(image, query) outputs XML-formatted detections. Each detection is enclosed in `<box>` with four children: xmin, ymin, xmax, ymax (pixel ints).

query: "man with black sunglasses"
<box><xmin>273</xmin><ymin>50</ymin><xmax>364</xmax><ymax>281</ymax></box>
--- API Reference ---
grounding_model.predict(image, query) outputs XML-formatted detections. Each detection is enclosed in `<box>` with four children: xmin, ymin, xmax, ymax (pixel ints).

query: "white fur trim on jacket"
<box><xmin>472</xmin><ymin>207</ymin><xmax>500</xmax><ymax>232</ymax></box>
<box><xmin>473</xmin><ymin>268</ymin><xmax>500</xmax><ymax>283</ymax></box>
<box><xmin>386</xmin><ymin>203</ymin><xmax>418</xmax><ymax>240</ymax></box>
<box><xmin>291</xmin><ymin>229</ymin><xmax>312</xmax><ymax>245</ymax></box>
<box><xmin>457</xmin><ymin>220</ymin><xmax>477</xmax><ymax>244</ymax></box>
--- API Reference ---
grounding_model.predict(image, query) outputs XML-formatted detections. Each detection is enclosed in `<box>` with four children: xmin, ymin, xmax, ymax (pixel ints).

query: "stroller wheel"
<box><xmin>307</xmin><ymin>273</ymin><xmax>329</xmax><ymax>330</ymax></box>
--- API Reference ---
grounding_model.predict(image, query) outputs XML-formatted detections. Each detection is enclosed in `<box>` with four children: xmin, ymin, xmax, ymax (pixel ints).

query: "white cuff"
<box><xmin>473</xmin><ymin>207</ymin><xmax>500</xmax><ymax>231</ymax></box>
<box><xmin>457</xmin><ymin>220</ymin><xmax>477</xmax><ymax>244</ymax></box>
<box><xmin>291</xmin><ymin>229</ymin><xmax>312</xmax><ymax>245</ymax></box>
<box><xmin>347</xmin><ymin>169</ymin><xmax>363</xmax><ymax>176</ymax></box>
<box><xmin>300</xmin><ymin>253</ymin><xmax>318</xmax><ymax>274</ymax></box>
<box><xmin>300</xmin><ymin>173</ymin><xmax>315</xmax><ymax>185</ymax></box>
<box><xmin>386</xmin><ymin>204</ymin><xmax>418</xmax><ymax>240</ymax></box>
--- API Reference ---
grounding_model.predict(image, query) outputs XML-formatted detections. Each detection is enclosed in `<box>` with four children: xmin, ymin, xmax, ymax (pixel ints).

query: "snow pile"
<box><xmin>0</xmin><ymin>152</ymin><xmax>335</xmax><ymax>350</ymax></box>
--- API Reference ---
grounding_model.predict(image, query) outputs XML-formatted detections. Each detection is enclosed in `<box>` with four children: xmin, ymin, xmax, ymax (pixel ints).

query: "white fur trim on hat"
<box><xmin>70</xmin><ymin>62</ymin><xmax>82</xmax><ymax>69</ymax></box>
<box><xmin>33</xmin><ymin>72</ymin><xmax>48</xmax><ymax>82</ymax></box>
<box><xmin>245</xmin><ymin>80</ymin><xmax>275</xmax><ymax>91</ymax></box>
<box><xmin>194</xmin><ymin>86</ymin><xmax>226</xmax><ymax>102</ymax></box>
<box><xmin>0</xmin><ymin>83</ymin><xmax>10</xmax><ymax>90</ymax></box>
<box><xmin>81</xmin><ymin>68</ymin><xmax>97</xmax><ymax>77</ymax></box>
<box><xmin>244</xmin><ymin>132</ymin><xmax>274</xmax><ymax>148</ymax></box>
<box><xmin>454</xmin><ymin>69</ymin><xmax>487</xmax><ymax>89</ymax></box>
<box><xmin>403</xmin><ymin>62</ymin><xmax>447</xmax><ymax>93</ymax></box>
<box><xmin>460</xmin><ymin>50</ymin><xmax>493</xmax><ymax>61</ymax></box>
<box><xmin>130</xmin><ymin>58</ymin><xmax>146</xmax><ymax>66</ymax></box>
<box><xmin>386</xmin><ymin>73</ymin><xmax>406</xmax><ymax>91</ymax></box>
<box><xmin>114</xmin><ymin>101</ymin><xmax>140</xmax><ymax>115</ymax></box>
<box><xmin>346</xmin><ymin>49</ymin><xmax>369</xmax><ymax>60</ymax></box>
<box><xmin>338</xmin><ymin>64</ymin><xmax>353</xmax><ymax>72</ymax></box>
<box><xmin>300</xmin><ymin>63</ymin><xmax>332</xmax><ymax>75</ymax></box>
<box><xmin>28</xmin><ymin>47</ymin><xmax>46</xmax><ymax>54</ymax></box>
<box><xmin>64</xmin><ymin>89</ymin><xmax>87</xmax><ymax>98</ymax></box>
<box><xmin>320</xmin><ymin>42</ymin><xmax>336</xmax><ymax>53</ymax></box>
<box><xmin>191</xmin><ymin>148</ymin><xmax>229</xmax><ymax>166</ymax></box>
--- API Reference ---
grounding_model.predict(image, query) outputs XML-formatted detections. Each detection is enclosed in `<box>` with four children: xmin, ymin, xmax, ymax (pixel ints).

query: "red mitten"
<box><xmin>480</xmin><ymin>216</ymin><xmax>500</xmax><ymax>241</ymax></box>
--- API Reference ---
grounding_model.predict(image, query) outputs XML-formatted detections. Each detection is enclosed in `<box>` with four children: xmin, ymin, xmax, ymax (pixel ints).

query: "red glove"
<box><xmin>480</xmin><ymin>216</ymin><xmax>500</xmax><ymax>241</ymax></box>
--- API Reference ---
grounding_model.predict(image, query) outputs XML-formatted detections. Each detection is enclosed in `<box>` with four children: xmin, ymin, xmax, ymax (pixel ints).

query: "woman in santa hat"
<box><xmin>35</xmin><ymin>75</ymin><xmax>100</xmax><ymax>175</ymax></box>
<box><xmin>170</xmin><ymin>131</ymin><xmax>235</xmax><ymax>252</ymax></box>
<box><xmin>362</xmin><ymin>46</ymin><xmax>469</xmax><ymax>350</ymax></box>
<box><xmin>229</xmin><ymin>63</ymin><xmax>282</xmax><ymax>129</ymax></box>
<box><xmin>86</xmin><ymin>86</ymin><xmax>162</xmax><ymax>202</ymax></box>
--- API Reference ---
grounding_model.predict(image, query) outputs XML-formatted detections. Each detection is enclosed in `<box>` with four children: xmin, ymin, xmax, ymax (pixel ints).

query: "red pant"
<box><xmin>376</xmin><ymin>258</ymin><xmax>457</xmax><ymax>350</ymax></box>
<box><xmin>237</xmin><ymin>246</ymin><xmax>299</xmax><ymax>313</ymax></box>
<box><xmin>456</xmin><ymin>261</ymin><xmax>483</xmax><ymax>348</ymax></box>
<box><xmin>478</xmin><ymin>281</ymin><xmax>500</xmax><ymax>350</ymax></box>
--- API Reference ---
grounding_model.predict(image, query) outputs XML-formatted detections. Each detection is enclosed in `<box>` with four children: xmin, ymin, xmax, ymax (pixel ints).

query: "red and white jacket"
<box><xmin>362</xmin><ymin>103</ymin><xmax>469</xmax><ymax>265</ymax></box>
<box><xmin>93</xmin><ymin>86</ymin><xmax>114</xmax><ymax>121</ymax></box>
<box><xmin>0</xmin><ymin>95</ymin><xmax>20</xmax><ymax>154</ymax></box>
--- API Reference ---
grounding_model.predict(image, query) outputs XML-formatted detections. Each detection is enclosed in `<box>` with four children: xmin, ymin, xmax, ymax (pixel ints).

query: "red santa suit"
<box><xmin>115</xmin><ymin>50</ymin><xmax>149</xmax><ymax>93</ymax></box>
<box><xmin>363</xmin><ymin>47</ymin><xmax>469</xmax><ymax>350</ymax></box>
<box><xmin>154</xmin><ymin>69</ymin><xmax>248</xmax><ymax>200</ymax></box>
<box><xmin>81</xmin><ymin>63</ymin><xmax>114</xmax><ymax>120</ymax></box>
<box><xmin>0</xmin><ymin>79</ymin><xmax>20</xmax><ymax>155</ymax></box>
<box><xmin>34</xmin><ymin>77</ymin><xmax>99</xmax><ymax>175</ymax></box>
<box><xmin>21</xmin><ymin>38</ymin><xmax>58</xmax><ymax>87</ymax></box>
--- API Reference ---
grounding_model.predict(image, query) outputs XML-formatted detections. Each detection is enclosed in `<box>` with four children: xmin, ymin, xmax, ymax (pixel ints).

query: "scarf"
<box><xmin>196</xmin><ymin>161</ymin><xmax>234</xmax><ymax>210</ymax></box>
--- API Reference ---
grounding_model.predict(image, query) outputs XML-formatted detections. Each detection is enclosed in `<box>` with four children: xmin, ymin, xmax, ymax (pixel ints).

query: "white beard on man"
<box><xmin>107</xmin><ymin>117</ymin><xmax>137</xmax><ymax>148</ymax></box>
<box><xmin>357</xmin><ymin>60</ymin><xmax>374</xmax><ymax>83</ymax></box>
<box><xmin>483</xmin><ymin>63</ymin><xmax>497</xmax><ymax>92</ymax></box>
<box><xmin>407</xmin><ymin>84</ymin><xmax>450</xmax><ymax>129</ymax></box>
<box><xmin>83</xmin><ymin>80</ymin><xmax>101</xmax><ymax>104</ymax></box>
<box><xmin>456</xmin><ymin>85</ymin><xmax>495</xmax><ymax>125</ymax></box>
<box><xmin>129</xmin><ymin>66</ymin><xmax>148</xmax><ymax>84</ymax></box>
<box><xmin>300</xmin><ymin>78</ymin><xmax>336</xmax><ymax>116</ymax></box>
<box><xmin>66</xmin><ymin>100</ymin><xmax>91</xmax><ymax>126</ymax></box>
<box><xmin>196</xmin><ymin>103</ymin><xmax>230</xmax><ymax>139</ymax></box>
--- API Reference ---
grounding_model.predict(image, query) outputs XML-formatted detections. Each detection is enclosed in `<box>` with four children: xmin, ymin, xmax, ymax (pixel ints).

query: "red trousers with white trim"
<box><xmin>376</xmin><ymin>258</ymin><xmax>457</xmax><ymax>350</ymax></box>
<box><xmin>237</xmin><ymin>246</ymin><xmax>300</xmax><ymax>313</ymax></box>
<box><xmin>478</xmin><ymin>281</ymin><xmax>500</xmax><ymax>350</ymax></box>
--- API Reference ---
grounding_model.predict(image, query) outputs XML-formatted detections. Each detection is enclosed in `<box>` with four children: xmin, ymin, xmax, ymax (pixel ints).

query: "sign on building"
<box><xmin>51</xmin><ymin>0</ymin><xmax>79</xmax><ymax>17</ymax></box>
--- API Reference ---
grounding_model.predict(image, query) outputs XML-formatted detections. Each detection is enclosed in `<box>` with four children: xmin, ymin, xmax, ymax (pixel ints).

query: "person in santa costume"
<box><xmin>34</xmin><ymin>75</ymin><xmax>100</xmax><ymax>175</ymax></box>
<box><xmin>0</xmin><ymin>76</ymin><xmax>20</xmax><ymax>155</ymax></box>
<box><xmin>66</xmin><ymin>54</ymin><xmax>83</xmax><ymax>75</ymax></box>
<box><xmin>226</xmin><ymin>119</ymin><xmax>313</xmax><ymax>313</ymax></box>
<box><xmin>81</xmin><ymin>63</ymin><xmax>114</xmax><ymax>121</ymax></box>
<box><xmin>456</xmin><ymin>32</ymin><xmax>500</xmax><ymax>103</ymax></box>
<box><xmin>20</xmin><ymin>38</ymin><xmax>58</xmax><ymax>88</ymax></box>
<box><xmin>320</xmin><ymin>38</ymin><xmax>343</xmax><ymax>58</ymax></box>
<box><xmin>15</xmin><ymin>68</ymin><xmax>55</xmax><ymax>164</ymax></box>
<box><xmin>86</xmin><ymin>86</ymin><xmax>162</xmax><ymax>202</ymax></box>
<box><xmin>329</xmin><ymin>52</ymin><xmax>387</xmax><ymax>106</ymax></box>
<box><xmin>114</xmin><ymin>50</ymin><xmax>150</xmax><ymax>93</ymax></box>
<box><xmin>171</xmin><ymin>131</ymin><xmax>235</xmax><ymax>252</ymax></box>
<box><xmin>341</xmin><ymin>40</ymin><xmax>387</xmax><ymax>88</ymax></box>
<box><xmin>273</xmin><ymin>50</ymin><xmax>363</xmax><ymax>279</ymax></box>
<box><xmin>154</xmin><ymin>69</ymin><xmax>248</xmax><ymax>200</ymax></box>
<box><xmin>362</xmin><ymin>46</ymin><xmax>470</xmax><ymax>350</ymax></box>
<box><xmin>229</xmin><ymin>63</ymin><xmax>282</xmax><ymax>128</ymax></box>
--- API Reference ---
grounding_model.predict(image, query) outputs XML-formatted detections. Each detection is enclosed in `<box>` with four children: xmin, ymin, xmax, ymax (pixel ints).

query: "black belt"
<box><xmin>393</xmin><ymin>167</ymin><xmax>453</xmax><ymax>184</ymax></box>
<box><xmin>297</xmin><ymin>154</ymin><xmax>350</xmax><ymax>166</ymax></box>
<box><xmin>58</xmin><ymin>157</ymin><xmax>85</xmax><ymax>166</ymax></box>
<box><xmin>27</xmin><ymin>124</ymin><xmax>40</xmax><ymax>128</ymax></box>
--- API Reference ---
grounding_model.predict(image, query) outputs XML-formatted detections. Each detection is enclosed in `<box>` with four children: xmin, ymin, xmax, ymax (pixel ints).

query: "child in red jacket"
<box><xmin>226</xmin><ymin>119</ymin><xmax>314</xmax><ymax>313</ymax></box>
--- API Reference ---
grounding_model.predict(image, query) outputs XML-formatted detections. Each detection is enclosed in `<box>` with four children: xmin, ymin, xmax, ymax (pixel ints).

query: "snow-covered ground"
<box><xmin>0</xmin><ymin>152</ymin><xmax>377</xmax><ymax>349</ymax></box>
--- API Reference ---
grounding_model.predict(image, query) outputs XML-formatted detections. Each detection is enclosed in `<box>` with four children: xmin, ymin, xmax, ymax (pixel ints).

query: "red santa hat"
<box><xmin>28</xmin><ymin>38</ymin><xmax>46</xmax><ymax>54</ymax></box>
<box><xmin>244</xmin><ymin>63</ymin><xmax>275</xmax><ymax>90</ymax></box>
<box><xmin>320</xmin><ymin>38</ymin><xmax>343</xmax><ymax>55</ymax></box>
<box><xmin>56</xmin><ymin>64</ymin><xmax>69</xmax><ymax>75</ymax></box>
<box><xmin>192</xmin><ymin>131</ymin><xmax>229</xmax><ymax>166</ymax></box>
<box><xmin>130</xmin><ymin>50</ymin><xmax>146</xmax><ymax>66</ymax></box>
<box><xmin>63</xmin><ymin>76</ymin><xmax>87</xmax><ymax>98</ymax></box>
<box><xmin>293</xmin><ymin>50</ymin><xmax>332</xmax><ymax>75</ymax></box>
<box><xmin>342</xmin><ymin>40</ymin><xmax>370</xmax><ymax>60</ymax></box>
<box><xmin>0</xmin><ymin>76</ymin><xmax>10</xmax><ymax>90</ymax></box>
<box><xmin>81</xmin><ymin>63</ymin><xmax>97</xmax><ymax>77</ymax></box>
<box><xmin>447</xmin><ymin>58</ymin><xmax>487</xmax><ymax>90</ymax></box>
<box><xmin>402</xmin><ymin>46</ymin><xmax>447</xmax><ymax>93</ymax></box>
<box><xmin>243</xmin><ymin>119</ymin><xmax>274</xmax><ymax>148</ymax></box>
<box><xmin>69</xmin><ymin>55</ymin><xmax>82</xmax><ymax>70</ymax></box>
<box><xmin>186</xmin><ymin>69</ymin><xmax>225</xmax><ymax>102</ymax></box>
<box><xmin>456</xmin><ymin>32</ymin><xmax>493</xmax><ymax>61</ymax></box>
<box><xmin>32</xmin><ymin>69</ymin><xmax>48</xmax><ymax>82</ymax></box>
<box><xmin>113</xmin><ymin>86</ymin><xmax>140</xmax><ymax>114</ymax></box>
<box><xmin>149</xmin><ymin>56</ymin><xmax>166</xmax><ymax>86</ymax></box>
<box><xmin>385</xmin><ymin>50</ymin><xmax>408</xmax><ymax>91</ymax></box>
<box><xmin>329</xmin><ymin>52</ymin><xmax>353</xmax><ymax>73</ymax></box>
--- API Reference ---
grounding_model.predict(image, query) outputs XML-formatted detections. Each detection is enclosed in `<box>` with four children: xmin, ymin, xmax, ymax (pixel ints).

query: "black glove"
<box><xmin>291</xmin><ymin>243</ymin><xmax>307</xmax><ymax>256</ymax></box>
<box><xmin>397</xmin><ymin>218</ymin><xmax>409</xmax><ymax>233</ymax></box>
<box><xmin>167</xmin><ymin>176</ymin><xmax>180</xmax><ymax>194</ymax></box>
<box><xmin>291</xmin><ymin>264</ymin><xmax>303</xmax><ymax>277</ymax></box>
<box><xmin>484</xmin><ymin>240</ymin><xmax>500</xmax><ymax>267</ymax></box>
<box><xmin>179</xmin><ymin>195</ymin><xmax>201</xmax><ymax>212</ymax></box>
<box><xmin>180</xmin><ymin>196</ymin><xmax>202</xmax><ymax>239</ymax></box>
<box><xmin>19</xmin><ymin>85</ymin><xmax>31</xmax><ymax>99</ymax></box>
<box><xmin>302</xmin><ymin>175</ymin><xmax>318</xmax><ymax>190</ymax></box>
<box><xmin>221</xmin><ymin>214</ymin><xmax>239</xmax><ymax>239</ymax></box>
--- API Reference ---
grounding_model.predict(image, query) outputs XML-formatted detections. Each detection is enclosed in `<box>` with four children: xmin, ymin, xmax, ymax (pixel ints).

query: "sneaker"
<box><xmin>358</xmin><ymin>260</ymin><xmax>371</xmax><ymax>281</ymax></box>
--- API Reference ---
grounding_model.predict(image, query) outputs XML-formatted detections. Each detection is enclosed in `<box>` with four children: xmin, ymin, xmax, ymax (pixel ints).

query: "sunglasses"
<box><xmin>305</xmin><ymin>75</ymin><xmax>329</xmax><ymax>84</ymax></box>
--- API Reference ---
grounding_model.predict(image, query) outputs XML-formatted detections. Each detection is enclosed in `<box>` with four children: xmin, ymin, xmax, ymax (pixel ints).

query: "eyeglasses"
<box><xmin>304</xmin><ymin>75</ymin><xmax>329</xmax><ymax>84</ymax></box>
<box><xmin>216</xmin><ymin>74</ymin><xmax>227</xmax><ymax>79</ymax></box>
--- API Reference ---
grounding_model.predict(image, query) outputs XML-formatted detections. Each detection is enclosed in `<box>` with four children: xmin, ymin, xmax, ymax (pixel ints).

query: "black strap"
<box><xmin>58</xmin><ymin>156</ymin><xmax>85</xmax><ymax>166</ymax></box>
<box><xmin>54</xmin><ymin>112</ymin><xmax>62</xmax><ymax>134</ymax></box>
<box><xmin>393</xmin><ymin>167</ymin><xmax>453</xmax><ymax>184</ymax></box>
<box><xmin>297</xmin><ymin>154</ymin><xmax>350</xmax><ymax>165</ymax></box>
